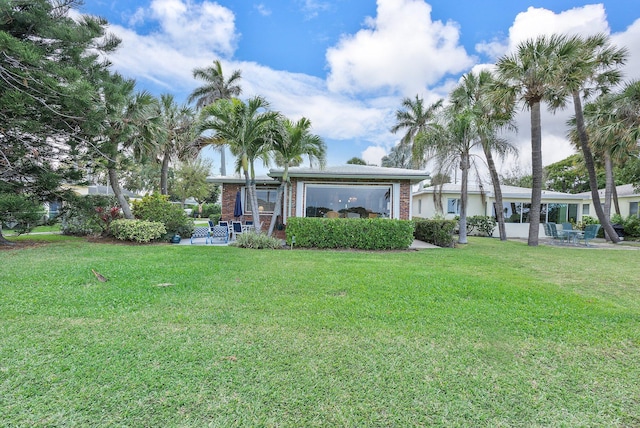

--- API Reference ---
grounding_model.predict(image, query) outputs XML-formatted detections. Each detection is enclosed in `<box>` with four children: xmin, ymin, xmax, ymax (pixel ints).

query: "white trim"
<box><xmin>392</xmin><ymin>183</ymin><xmax>400</xmax><ymax>219</ymax></box>
<box><xmin>296</xmin><ymin>181</ymin><xmax>304</xmax><ymax>217</ymax></box>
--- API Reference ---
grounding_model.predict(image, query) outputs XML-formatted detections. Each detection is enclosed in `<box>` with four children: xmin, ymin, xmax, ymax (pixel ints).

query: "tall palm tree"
<box><xmin>96</xmin><ymin>74</ymin><xmax>161</xmax><ymax>218</ymax></box>
<box><xmin>198</xmin><ymin>96</ymin><xmax>280</xmax><ymax>232</ymax></box>
<box><xmin>267</xmin><ymin>117</ymin><xmax>326</xmax><ymax>236</ymax></box>
<box><xmin>155</xmin><ymin>94</ymin><xmax>198</xmax><ymax>195</ymax></box>
<box><xmin>450</xmin><ymin>71</ymin><xmax>517</xmax><ymax>241</ymax></box>
<box><xmin>381</xmin><ymin>143</ymin><xmax>413</xmax><ymax>169</ymax></box>
<box><xmin>390</xmin><ymin>95</ymin><xmax>443</xmax><ymax>168</ymax></box>
<box><xmin>495</xmin><ymin>34</ymin><xmax>569</xmax><ymax>246</ymax></box>
<box><xmin>554</xmin><ymin>34</ymin><xmax>627</xmax><ymax>243</ymax></box>
<box><xmin>415</xmin><ymin>101</ymin><xmax>480</xmax><ymax>244</ymax></box>
<box><xmin>188</xmin><ymin>60</ymin><xmax>242</xmax><ymax>176</ymax></box>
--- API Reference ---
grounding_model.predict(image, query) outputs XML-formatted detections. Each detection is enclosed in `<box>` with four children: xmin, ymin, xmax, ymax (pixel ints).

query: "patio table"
<box><xmin>562</xmin><ymin>229</ymin><xmax>583</xmax><ymax>245</ymax></box>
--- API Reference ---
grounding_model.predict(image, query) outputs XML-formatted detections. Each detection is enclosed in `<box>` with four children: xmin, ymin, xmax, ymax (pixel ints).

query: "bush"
<box><xmin>0</xmin><ymin>193</ymin><xmax>45</xmax><ymax>235</ymax></box>
<box><xmin>467</xmin><ymin>215</ymin><xmax>497</xmax><ymax>237</ymax></box>
<box><xmin>414</xmin><ymin>218</ymin><xmax>456</xmax><ymax>248</ymax></box>
<box><xmin>60</xmin><ymin>194</ymin><xmax>119</xmax><ymax>236</ymax></box>
<box><xmin>285</xmin><ymin>217</ymin><xmax>414</xmax><ymax>250</ymax></box>
<box><xmin>623</xmin><ymin>215</ymin><xmax>640</xmax><ymax>238</ymax></box>
<box><xmin>110</xmin><ymin>219</ymin><xmax>166</xmax><ymax>243</ymax></box>
<box><xmin>232</xmin><ymin>232</ymin><xmax>283</xmax><ymax>249</ymax></box>
<box><xmin>132</xmin><ymin>194</ymin><xmax>194</xmax><ymax>240</ymax></box>
<box><xmin>191</xmin><ymin>203</ymin><xmax>221</xmax><ymax>219</ymax></box>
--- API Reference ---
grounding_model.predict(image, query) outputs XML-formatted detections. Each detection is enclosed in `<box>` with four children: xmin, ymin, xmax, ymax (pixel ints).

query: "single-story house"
<box><xmin>413</xmin><ymin>182</ymin><xmax>640</xmax><ymax>239</ymax></box>
<box><xmin>208</xmin><ymin>165</ymin><xmax>431</xmax><ymax>237</ymax></box>
<box><xmin>577</xmin><ymin>183</ymin><xmax>640</xmax><ymax>219</ymax></box>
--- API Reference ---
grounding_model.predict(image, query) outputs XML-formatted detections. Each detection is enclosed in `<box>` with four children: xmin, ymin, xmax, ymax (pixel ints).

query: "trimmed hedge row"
<box><xmin>111</xmin><ymin>219</ymin><xmax>166</xmax><ymax>243</ymax></box>
<box><xmin>413</xmin><ymin>218</ymin><xmax>456</xmax><ymax>248</ymax></box>
<box><xmin>285</xmin><ymin>217</ymin><xmax>414</xmax><ymax>250</ymax></box>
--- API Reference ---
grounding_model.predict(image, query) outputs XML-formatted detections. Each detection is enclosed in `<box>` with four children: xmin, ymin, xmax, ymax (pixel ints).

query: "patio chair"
<box><xmin>190</xmin><ymin>226</ymin><xmax>211</xmax><ymax>244</ymax></box>
<box><xmin>232</xmin><ymin>221</ymin><xmax>244</xmax><ymax>239</ymax></box>
<box><xmin>578</xmin><ymin>224</ymin><xmax>601</xmax><ymax>247</ymax></box>
<box><xmin>544</xmin><ymin>223</ymin><xmax>566</xmax><ymax>244</ymax></box>
<box><xmin>561</xmin><ymin>222</ymin><xmax>573</xmax><ymax>231</ymax></box>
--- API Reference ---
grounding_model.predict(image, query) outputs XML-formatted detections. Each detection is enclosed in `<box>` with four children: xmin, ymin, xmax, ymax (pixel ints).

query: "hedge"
<box><xmin>285</xmin><ymin>217</ymin><xmax>414</xmax><ymax>250</ymax></box>
<box><xmin>413</xmin><ymin>218</ymin><xmax>456</xmax><ymax>248</ymax></box>
<box><xmin>110</xmin><ymin>219</ymin><xmax>166</xmax><ymax>243</ymax></box>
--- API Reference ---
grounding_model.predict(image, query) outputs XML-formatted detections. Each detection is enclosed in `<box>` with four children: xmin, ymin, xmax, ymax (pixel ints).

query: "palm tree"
<box><xmin>267</xmin><ymin>117</ymin><xmax>326</xmax><ymax>236</ymax></box>
<box><xmin>554</xmin><ymin>34</ymin><xmax>627</xmax><ymax>243</ymax></box>
<box><xmin>381</xmin><ymin>143</ymin><xmax>413</xmax><ymax>169</ymax></box>
<box><xmin>188</xmin><ymin>60</ymin><xmax>242</xmax><ymax>176</ymax></box>
<box><xmin>450</xmin><ymin>71</ymin><xmax>517</xmax><ymax>241</ymax></box>
<box><xmin>495</xmin><ymin>34</ymin><xmax>569</xmax><ymax>246</ymax></box>
<box><xmin>391</xmin><ymin>95</ymin><xmax>443</xmax><ymax>168</ymax></box>
<box><xmin>415</xmin><ymin>101</ymin><xmax>480</xmax><ymax>244</ymax></box>
<box><xmin>576</xmin><ymin>80</ymin><xmax>640</xmax><ymax>218</ymax></box>
<box><xmin>198</xmin><ymin>96</ymin><xmax>280</xmax><ymax>232</ymax></box>
<box><xmin>155</xmin><ymin>94</ymin><xmax>198</xmax><ymax>195</ymax></box>
<box><xmin>96</xmin><ymin>74</ymin><xmax>161</xmax><ymax>218</ymax></box>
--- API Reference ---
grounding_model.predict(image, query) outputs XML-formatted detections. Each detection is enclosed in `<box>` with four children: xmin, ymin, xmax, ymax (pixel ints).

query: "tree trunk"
<box><xmin>220</xmin><ymin>147</ymin><xmax>226</xmax><ymax>176</ymax></box>
<box><xmin>0</xmin><ymin>229</ymin><xmax>15</xmax><ymax>246</ymax></box>
<box><xmin>528</xmin><ymin>101</ymin><xmax>543</xmax><ymax>246</ymax></box>
<box><xmin>267</xmin><ymin>183</ymin><xmax>285</xmax><ymax>237</ymax></box>
<box><xmin>612</xmin><ymin>182</ymin><xmax>621</xmax><ymax>216</ymax></box>
<box><xmin>604</xmin><ymin>152</ymin><xmax>613</xmax><ymax>219</ymax></box>
<box><xmin>242</xmin><ymin>163</ymin><xmax>261</xmax><ymax>233</ymax></box>
<box><xmin>108</xmin><ymin>167</ymin><xmax>134</xmax><ymax>219</ymax></box>
<box><xmin>458</xmin><ymin>152</ymin><xmax>469</xmax><ymax>244</ymax></box>
<box><xmin>483</xmin><ymin>142</ymin><xmax>506</xmax><ymax>240</ymax></box>
<box><xmin>572</xmin><ymin>91</ymin><xmax>620</xmax><ymax>243</ymax></box>
<box><xmin>160</xmin><ymin>152</ymin><xmax>170</xmax><ymax>195</ymax></box>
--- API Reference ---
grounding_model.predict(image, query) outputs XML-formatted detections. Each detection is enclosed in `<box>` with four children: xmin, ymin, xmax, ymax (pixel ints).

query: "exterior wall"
<box><xmin>413</xmin><ymin>190</ymin><xmax>590</xmax><ymax>239</ymax></box>
<box><xmin>221</xmin><ymin>182</ymin><xmax>283</xmax><ymax>238</ymax></box>
<box><xmin>582</xmin><ymin>196</ymin><xmax>640</xmax><ymax>219</ymax></box>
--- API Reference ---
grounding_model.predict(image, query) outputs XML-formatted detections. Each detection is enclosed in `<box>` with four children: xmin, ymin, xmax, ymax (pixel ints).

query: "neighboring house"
<box><xmin>577</xmin><ymin>183</ymin><xmax>640</xmax><ymax>219</ymax></box>
<box><xmin>413</xmin><ymin>182</ymin><xmax>640</xmax><ymax>239</ymax></box>
<box><xmin>413</xmin><ymin>183</ymin><xmax>587</xmax><ymax>239</ymax></box>
<box><xmin>208</xmin><ymin>165</ymin><xmax>430</xmax><ymax>237</ymax></box>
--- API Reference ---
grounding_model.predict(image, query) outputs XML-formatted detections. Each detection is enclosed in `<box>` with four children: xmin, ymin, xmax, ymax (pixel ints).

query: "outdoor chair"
<box><xmin>578</xmin><ymin>224</ymin><xmax>601</xmax><ymax>247</ymax></box>
<box><xmin>190</xmin><ymin>226</ymin><xmax>211</xmax><ymax>244</ymax></box>
<box><xmin>561</xmin><ymin>222</ymin><xmax>573</xmax><ymax>231</ymax></box>
<box><xmin>232</xmin><ymin>221</ymin><xmax>244</xmax><ymax>239</ymax></box>
<box><xmin>544</xmin><ymin>223</ymin><xmax>567</xmax><ymax>244</ymax></box>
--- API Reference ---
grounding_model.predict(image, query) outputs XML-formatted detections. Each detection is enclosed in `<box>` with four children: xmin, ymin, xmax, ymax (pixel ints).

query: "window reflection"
<box><xmin>305</xmin><ymin>185</ymin><xmax>391</xmax><ymax>218</ymax></box>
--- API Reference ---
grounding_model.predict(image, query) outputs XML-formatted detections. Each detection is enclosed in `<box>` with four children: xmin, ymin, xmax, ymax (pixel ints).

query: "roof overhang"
<box><xmin>269</xmin><ymin>165</ymin><xmax>430</xmax><ymax>184</ymax></box>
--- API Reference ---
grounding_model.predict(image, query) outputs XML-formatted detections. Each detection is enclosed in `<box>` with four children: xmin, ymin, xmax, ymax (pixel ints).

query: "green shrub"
<box><xmin>0</xmin><ymin>193</ymin><xmax>45</xmax><ymax>235</ymax></box>
<box><xmin>60</xmin><ymin>194</ymin><xmax>119</xmax><ymax>236</ymax></box>
<box><xmin>232</xmin><ymin>232</ymin><xmax>283</xmax><ymax>249</ymax></box>
<box><xmin>414</xmin><ymin>218</ymin><xmax>456</xmax><ymax>248</ymax></box>
<box><xmin>285</xmin><ymin>217</ymin><xmax>414</xmax><ymax>250</ymax></box>
<box><xmin>467</xmin><ymin>215</ymin><xmax>497</xmax><ymax>237</ymax></box>
<box><xmin>132</xmin><ymin>194</ymin><xmax>194</xmax><ymax>239</ymax></box>
<box><xmin>110</xmin><ymin>219</ymin><xmax>166</xmax><ymax>243</ymax></box>
<box><xmin>623</xmin><ymin>215</ymin><xmax>640</xmax><ymax>238</ymax></box>
<box><xmin>192</xmin><ymin>203</ymin><xmax>221</xmax><ymax>219</ymax></box>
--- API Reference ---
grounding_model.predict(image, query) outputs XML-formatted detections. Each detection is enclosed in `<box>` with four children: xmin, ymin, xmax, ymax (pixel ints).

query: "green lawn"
<box><xmin>1</xmin><ymin>237</ymin><xmax>639</xmax><ymax>426</ymax></box>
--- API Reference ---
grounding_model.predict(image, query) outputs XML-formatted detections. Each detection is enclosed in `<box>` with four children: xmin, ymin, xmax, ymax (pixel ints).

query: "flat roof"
<box><xmin>269</xmin><ymin>165</ymin><xmax>430</xmax><ymax>183</ymax></box>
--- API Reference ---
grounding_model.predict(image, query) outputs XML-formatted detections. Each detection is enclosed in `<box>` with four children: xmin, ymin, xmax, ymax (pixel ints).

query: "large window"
<box><xmin>496</xmin><ymin>202</ymin><xmax>578</xmax><ymax>223</ymax></box>
<box><xmin>305</xmin><ymin>184</ymin><xmax>391</xmax><ymax>218</ymax></box>
<box><xmin>244</xmin><ymin>187</ymin><xmax>278</xmax><ymax>214</ymax></box>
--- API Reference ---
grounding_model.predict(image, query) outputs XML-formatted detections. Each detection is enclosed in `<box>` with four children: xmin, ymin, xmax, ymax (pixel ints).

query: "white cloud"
<box><xmin>326</xmin><ymin>0</ymin><xmax>474</xmax><ymax>96</ymax></box>
<box><xmin>612</xmin><ymin>17</ymin><xmax>640</xmax><ymax>81</ymax></box>
<box><xmin>476</xmin><ymin>4</ymin><xmax>610</xmax><ymax>60</ymax></box>
<box><xmin>362</xmin><ymin>146</ymin><xmax>388</xmax><ymax>166</ymax></box>
<box><xmin>255</xmin><ymin>4</ymin><xmax>271</xmax><ymax>17</ymax></box>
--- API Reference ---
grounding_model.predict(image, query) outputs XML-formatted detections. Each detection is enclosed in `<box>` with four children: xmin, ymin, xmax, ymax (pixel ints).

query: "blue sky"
<box><xmin>79</xmin><ymin>1</ymin><xmax>640</xmax><ymax>177</ymax></box>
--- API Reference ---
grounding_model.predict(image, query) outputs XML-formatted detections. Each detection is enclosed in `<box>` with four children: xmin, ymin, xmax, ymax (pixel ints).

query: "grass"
<box><xmin>1</xmin><ymin>237</ymin><xmax>639</xmax><ymax>426</ymax></box>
